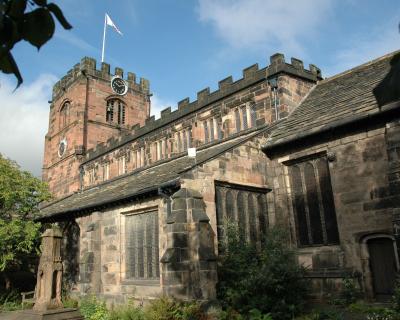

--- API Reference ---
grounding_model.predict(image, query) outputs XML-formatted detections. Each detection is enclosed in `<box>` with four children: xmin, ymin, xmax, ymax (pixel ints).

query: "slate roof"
<box><xmin>264</xmin><ymin>50</ymin><xmax>400</xmax><ymax>151</ymax></box>
<box><xmin>38</xmin><ymin>128</ymin><xmax>269</xmax><ymax>221</ymax></box>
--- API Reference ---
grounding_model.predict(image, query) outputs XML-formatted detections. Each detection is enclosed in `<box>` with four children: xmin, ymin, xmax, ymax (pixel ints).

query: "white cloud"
<box><xmin>197</xmin><ymin>0</ymin><xmax>333</xmax><ymax>55</ymax></box>
<box><xmin>150</xmin><ymin>94</ymin><xmax>176</xmax><ymax>119</ymax></box>
<box><xmin>326</xmin><ymin>20</ymin><xmax>400</xmax><ymax>76</ymax></box>
<box><xmin>0</xmin><ymin>74</ymin><xmax>56</xmax><ymax>177</ymax></box>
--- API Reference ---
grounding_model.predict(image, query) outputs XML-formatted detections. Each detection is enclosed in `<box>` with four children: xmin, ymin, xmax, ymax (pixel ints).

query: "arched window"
<box><xmin>106</xmin><ymin>99</ymin><xmax>125</xmax><ymax>124</ymax></box>
<box><xmin>235</xmin><ymin>109</ymin><xmax>241</xmax><ymax>132</ymax></box>
<box><xmin>241</xmin><ymin>106</ymin><xmax>248</xmax><ymax>129</ymax></box>
<box><xmin>215</xmin><ymin>182</ymin><xmax>269</xmax><ymax>246</ymax></box>
<box><xmin>250</xmin><ymin>104</ymin><xmax>257</xmax><ymax>127</ymax></box>
<box><xmin>288</xmin><ymin>155</ymin><xmax>339</xmax><ymax>246</ymax></box>
<box><xmin>106</xmin><ymin>100</ymin><xmax>114</xmax><ymax>122</ymax></box>
<box><xmin>60</xmin><ymin>101</ymin><xmax>70</xmax><ymax>128</ymax></box>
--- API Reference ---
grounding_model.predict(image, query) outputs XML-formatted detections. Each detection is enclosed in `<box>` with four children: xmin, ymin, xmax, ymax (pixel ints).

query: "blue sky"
<box><xmin>0</xmin><ymin>0</ymin><xmax>399</xmax><ymax>176</ymax></box>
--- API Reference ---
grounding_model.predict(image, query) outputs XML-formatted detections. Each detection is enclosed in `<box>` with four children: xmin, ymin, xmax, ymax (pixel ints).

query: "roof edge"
<box><xmin>36</xmin><ymin>178</ymin><xmax>180</xmax><ymax>222</ymax></box>
<box><xmin>262</xmin><ymin>100</ymin><xmax>400</xmax><ymax>155</ymax></box>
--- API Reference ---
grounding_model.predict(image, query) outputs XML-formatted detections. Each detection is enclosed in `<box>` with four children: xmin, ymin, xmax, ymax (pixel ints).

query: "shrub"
<box><xmin>392</xmin><ymin>278</ymin><xmax>400</xmax><ymax>314</ymax></box>
<box><xmin>144</xmin><ymin>296</ymin><xmax>205</xmax><ymax>320</ymax></box>
<box><xmin>79</xmin><ymin>295</ymin><xmax>109</xmax><ymax>320</ymax></box>
<box><xmin>109</xmin><ymin>304</ymin><xmax>145</xmax><ymax>320</ymax></box>
<box><xmin>0</xmin><ymin>289</ymin><xmax>22</xmax><ymax>311</ymax></box>
<box><xmin>217</xmin><ymin>224</ymin><xmax>307</xmax><ymax>320</ymax></box>
<box><xmin>341</xmin><ymin>278</ymin><xmax>358</xmax><ymax>305</ymax></box>
<box><xmin>63</xmin><ymin>296</ymin><xmax>79</xmax><ymax>309</ymax></box>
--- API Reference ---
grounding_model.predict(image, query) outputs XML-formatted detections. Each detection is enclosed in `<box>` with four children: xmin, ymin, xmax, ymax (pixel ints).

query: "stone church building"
<box><xmin>38</xmin><ymin>50</ymin><xmax>400</xmax><ymax>303</ymax></box>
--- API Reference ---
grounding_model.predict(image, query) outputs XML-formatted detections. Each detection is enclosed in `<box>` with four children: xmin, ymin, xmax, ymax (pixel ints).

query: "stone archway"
<box><xmin>360</xmin><ymin>234</ymin><xmax>399</xmax><ymax>300</ymax></box>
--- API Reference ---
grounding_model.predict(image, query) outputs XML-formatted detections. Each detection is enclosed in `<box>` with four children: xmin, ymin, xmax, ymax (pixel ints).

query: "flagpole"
<box><xmin>101</xmin><ymin>13</ymin><xmax>107</xmax><ymax>62</ymax></box>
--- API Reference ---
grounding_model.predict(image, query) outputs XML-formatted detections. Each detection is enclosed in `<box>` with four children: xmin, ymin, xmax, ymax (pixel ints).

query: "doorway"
<box><xmin>368</xmin><ymin>237</ymin><xmax>397</xmax><ymax>300</ymax></box>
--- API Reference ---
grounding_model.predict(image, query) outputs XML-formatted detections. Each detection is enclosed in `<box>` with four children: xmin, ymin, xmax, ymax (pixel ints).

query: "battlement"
<box><xmin>83</xmin><ymin>53</ymin><xmax>322</xmax><ymax>162</ymax></box>
<box><xmin>52</xmin><ymin>57</ymin><xmax>150</xmax><ymax>101</ymax></box>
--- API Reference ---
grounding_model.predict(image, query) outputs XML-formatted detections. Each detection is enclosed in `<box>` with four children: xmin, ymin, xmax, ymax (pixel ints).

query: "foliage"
<box><xmin>0</xmin><ymin>155</ymin><xmax>50</xmax><ymax>273</ymax></box>
<box><xmin>79</xmin><ymin>296</ymin><xmax>208</xmax><ymax>320</ymax></box>
<box><xmin>0</xmin><ymin>289</ymin><xmax>21</xmax><ymax>311</ymax></box>
<box><xmin>62</xmin><ymin>296</ymin><xmax>79</xmax><ymax>309</ymax></box>
<box><xmin>392</xmin><ymin>278</ymin><xmax>400</xmax><ymax>313</ymax></box>
<box><xmin>0</xmin><ymin>154</ymin><xmax>50</xmax><ymax>219</ymax></box>
<box><xmin>365</xmin><ymin>309</ymin><xmax>398</xmax><ymax>320</ymax></box>
<box><xmin>144</xmin><ymin>296</ymin><xmax>205</xmax><ymax>320</ymax></box>
<box><xmin>330</xmin><ymin>277</ymin><xmax>360</xmax><ymax>306</ymax></box>
<box><xmin>347</xmin><ymin>302</ymin><xmax>400</xmax><ymax>320</ymax></box>
<box><xmin>217</xmin><ymin>223</ymin><xmax>307</xmax><ymax>320</ymax></box>
<box><xmin>341</xmin><ymin>278</ymin><xmax>358</xmax><ymax>305</ymax></box>
<box><xmin>0</xmin><ymin>0</ymin><xmax>72</xmax><ymax>88</ymax></box>
<box><xmin>109</xmin><ymin>304</ymin><xmax>145</xmax><ymax>320</ymax></box>
<box><xmin>79</xmin><ymin>295</ymin><xmax>109</xmax><ymax>320</ymax></box>
<box><xmin>247</xmin><ymin>309</ymin><xmax>273</xmax><ymax>320</ymax></box>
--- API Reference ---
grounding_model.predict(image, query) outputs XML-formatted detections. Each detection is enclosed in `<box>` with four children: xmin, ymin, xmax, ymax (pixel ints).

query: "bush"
<box><xmin>144</xmin><ymin>296</ymin><xmax>205</xmax><ymax>320</ymax></box>
<box><xmin>79</xmin><ymin>295</ymin><xmax>109</xmax><ymax>320</ymax></box>
<box><xmin>0</xmin><ymin>289</ymin><xmax>23</xmax><ymax>311</ymax></box>
<box><xmin>109</xmin><ymin>303</ymin><xmax>145</xmax><ymax>320</ymax></box>
<box><xmin>63</xmin><ymin>296</ymin><xmax>79</xmax><ymax>309</ymax></box>
<box><xmin>392</xmin><ymin>278</ymin><xmax>400</xmax><ymax>314</ymax></box>
<box><xmin>217</xmin><ymin>224</ymin><xmax>307</xmax><ymax>320</ymax></box>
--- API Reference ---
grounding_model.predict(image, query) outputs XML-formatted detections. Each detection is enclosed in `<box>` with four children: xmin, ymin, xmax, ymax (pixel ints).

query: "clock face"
<box><xmin>111</xmin><ymin>76</ymin><xmax>128</xmax><ymax>95</ymax></box>
<box><xmin>58</xmin><ymin>139</ymin><xmax>67</xmax><ymax>157</ymax></box>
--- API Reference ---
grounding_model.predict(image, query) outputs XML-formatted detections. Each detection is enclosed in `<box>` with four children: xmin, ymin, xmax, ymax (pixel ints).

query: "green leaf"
<box><xmin>0</xmin><ymin>51</ymin><xmax>23</xmax><ymax>88</ymax></box>
<box><xmin>46</xmin><ymin>3</ymin><xmax>72</xmax><ymax>30</ymax></box>
<box><xmin>33</xmin><ymin>0</ymin><xmax>47</xmax><ymax>6</ymax></box>
<box><xmin>0</xmin><ymin>16</ymin><xmax>17</xmax><ymax>47</ymax></box>
<box><xmin>22</xmin><ymin>7</ymin><xmax>54</xmax><ymax>49</ymax></box>
<box><xmin>8</xmin><ymin>0</ymin><xmax>27</xmax><ymax>19</ymax></box>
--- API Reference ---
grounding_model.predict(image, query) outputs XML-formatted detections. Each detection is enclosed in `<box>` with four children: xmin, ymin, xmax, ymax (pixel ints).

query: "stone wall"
<box><xmin>266</xmin><ymin>122</ymin><xmax>396</xmax><ymax>299</ymax></box>
<box><xmin>75</xmin><ymin>198</ymin><xmax>164</xmax><ymax>305</ymax></box>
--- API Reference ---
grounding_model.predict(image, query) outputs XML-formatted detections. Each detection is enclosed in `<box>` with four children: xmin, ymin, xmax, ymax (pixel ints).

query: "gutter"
<box><xmin>36</xmin><ymin>178</ymin><xmax>180</xmax><ymax>222</ymax></box>
<box><xmin>262</xmin><ymin>100</ymin><xmax>400</xmax><ymax>155</ymax></box>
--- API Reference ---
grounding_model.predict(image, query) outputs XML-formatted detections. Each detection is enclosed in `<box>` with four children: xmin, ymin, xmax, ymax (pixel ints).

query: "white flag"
<box><xmin>188</xmin><ymin>148</ymin><xmax>197</xmax><ymax>158</ymax></box>
<box><xmin>105</xmin><ymin>13</ymin><xmax>123</xmax><ymax>35</ymax></box>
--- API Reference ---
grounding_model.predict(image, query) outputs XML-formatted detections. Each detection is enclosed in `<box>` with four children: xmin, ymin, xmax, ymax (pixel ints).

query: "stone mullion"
<box><xmin>220</xmin><ymin>187</ymin><xmax>227</xmax><ymax>242</ymax></box>
<box><xmin>154</xmin><ymin>211</ymin><xmax>160</xmax><ymax>278</ymax></box>
<box><xmin>134</xmin><ymin>217</ymin><xmax>139</xmax><ymax>279</ymax></box>
<box><xmin>233</xmin><ymin>190</ymin><xmax>239</xmax><ymax>229</ymax></box>
<box><xmin>313</xmin><ymin>158</ymin><xmax>328</xmax><ymax>245</ymax></box>
<box><xmin>143</xmin><ymin>214</ymin><xmax>148</xmax><ymax>279</ymax></box>
<box><xmin>243</xmin><ymin>191</ymin><xmax>250</xmax><ymax>242</ymax></box>
<box><xmin>300</xmin><ymin>163</ymin><xmax>313</xmax><ymax>244</ymax></box>
<box><xmin>252</xmin><ymin>193</ymin><xmax>261</xmax><ymax>246</ymax></box>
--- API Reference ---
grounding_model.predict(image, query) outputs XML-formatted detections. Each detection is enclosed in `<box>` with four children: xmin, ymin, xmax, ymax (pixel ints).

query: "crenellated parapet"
<box><xmin>83</xmin><ymin>53</ymin><xmax>321</xmax><ymax>163</ymax></box>
<box><xmin>52</xmin><ymin>57</ymin><xmax>150</xmax><ymax>101</ymax></box>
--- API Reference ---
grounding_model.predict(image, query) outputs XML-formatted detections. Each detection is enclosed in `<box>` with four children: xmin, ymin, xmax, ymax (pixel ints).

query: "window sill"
<box><xmin>121</xmin><ymin>279</ymin><xmax>160</xmax><ymax>286</ymax></box>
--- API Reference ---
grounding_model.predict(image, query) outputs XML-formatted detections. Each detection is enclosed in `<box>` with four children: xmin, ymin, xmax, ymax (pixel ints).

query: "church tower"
<box><xmin>42</xmin><ymin>57</ymin><xmax>151</xmax><ymax>198</ymax></box>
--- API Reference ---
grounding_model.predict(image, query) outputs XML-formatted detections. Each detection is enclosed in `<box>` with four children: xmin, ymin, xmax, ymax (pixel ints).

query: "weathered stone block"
<box><xmin>172</xmin><ymin>199</ymin><xmax>187</xmax><ymax>210</ymax></box>
<box><xmin>104</xmin><ymin>226</ymin><xmax>117</xmax><ymax>236</ymax></box>
<box><xmin>171</xmin><ymin>233</ymin><xmax>188</xmax><ymax>248</ymax></box>
<box><xmin>192</xmin><ymin>209</ymin><xmax>210</xmax><ymax>222</ymax></box>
